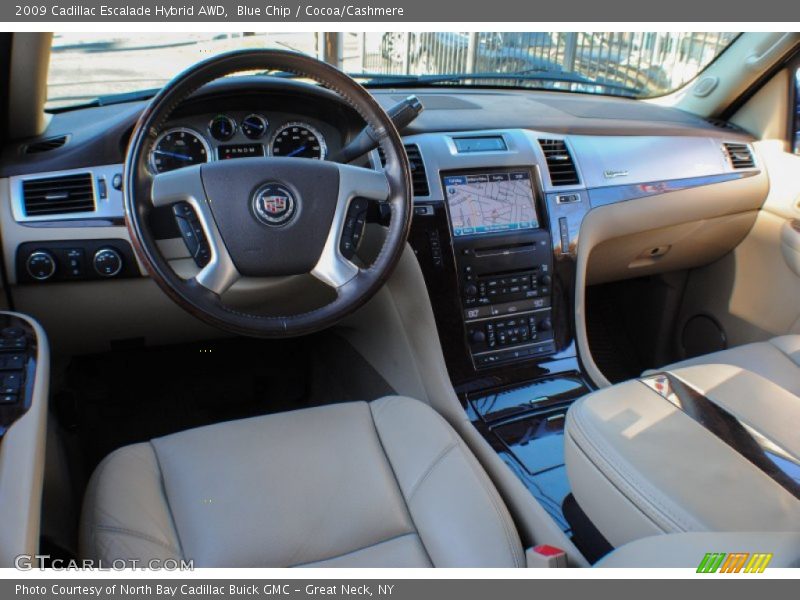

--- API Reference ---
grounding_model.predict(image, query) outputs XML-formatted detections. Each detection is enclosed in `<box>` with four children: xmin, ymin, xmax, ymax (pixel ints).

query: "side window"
<box><xmin>794</xmin><ymin>67</ymin><xmax>800</xmax><ymax>154</ymax></box>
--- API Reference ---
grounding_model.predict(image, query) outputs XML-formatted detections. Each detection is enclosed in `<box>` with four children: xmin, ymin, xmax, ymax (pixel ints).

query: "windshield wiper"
<box><xmin>358</xmin><ymin>70</ymin><xmax>643</xmax><ymax>97</ymax></box>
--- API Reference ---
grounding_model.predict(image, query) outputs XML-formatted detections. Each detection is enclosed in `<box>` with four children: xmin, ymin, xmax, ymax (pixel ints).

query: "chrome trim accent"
<box><xmin>150</xmin><ymin>165</ymin><xmax>240</xmax><ymax>296</ymax></box>
<box><xmin>641</xmin><ymin>372</ymin><xmax>800</xmax><ymax>501</ymax></box>
<box><xmin>603</xmin><ymin>169</ymin><xmax>629</xmax><ymax>179</ymax></box>
<box><xmin>588</xmin><ymin>171</ymin><xmax>760</xmax><ymax>208</ymax></box>
<box><xmin>9</xmin><ymin>164</ymin><xmax>123</xmax><ymax>224</ymax></box>
<box><xmin>311</xmin><ymin>164</ymin><xmax>389</xmax><ymax>290</ymax></box>
<box><xmin>567</xmin><ymin>135</ymin><xmax>750</xmax><ymax>189</ymax></box>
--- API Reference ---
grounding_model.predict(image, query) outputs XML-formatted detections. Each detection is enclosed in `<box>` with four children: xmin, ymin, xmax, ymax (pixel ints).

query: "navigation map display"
<box><xmin>443</xmin><ymin>171</ymin><xmax>539</xmax><ymax>237</ymax></box>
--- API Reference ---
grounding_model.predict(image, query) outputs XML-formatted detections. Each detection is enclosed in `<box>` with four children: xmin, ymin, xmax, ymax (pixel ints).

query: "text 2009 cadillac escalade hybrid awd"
<box><xmin>0</xmin><ymin>31</ymin><xmax>799</xmax><ymax>569</ymax></box>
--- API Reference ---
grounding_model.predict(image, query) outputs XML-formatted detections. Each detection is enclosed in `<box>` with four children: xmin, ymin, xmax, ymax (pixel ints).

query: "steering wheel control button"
<box><xmin>252</xmin><ymin>183</ymin><xmax>297</xmax><ymax>227</ymax></box>
<box><xmin>26</xmin><ymin>251</ymin><xmax>56</xmax><ymax>281</ymax></box>
<box><xmin>0</xmin><ymin>353</ymin><xmax>25</xmax><ymax>371</ymax></box>
<box><xmin>209</xmin><ymin>115</ymin><xmax>236</xmax><ymax>141</ymax></box>
<box><xmin>173</xmin><ymin>203</ymin><xmax>211</xmax><ymax>267</ymax></box>
<box><xmin>340</xmin><ymin>197</ymin><xmax>369</xmax><ymax>260</ymax></box>
<box><xmin>93</xmin><ymin>248</ymin><xmax>123</xmax><ymax>278</ymax></box>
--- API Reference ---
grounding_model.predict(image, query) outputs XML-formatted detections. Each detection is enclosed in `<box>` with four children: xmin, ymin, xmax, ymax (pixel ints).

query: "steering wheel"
<box><xmin>124</xmin><ymin>50</ymin><xmax>413</xmax><ymax>337</ymax></box>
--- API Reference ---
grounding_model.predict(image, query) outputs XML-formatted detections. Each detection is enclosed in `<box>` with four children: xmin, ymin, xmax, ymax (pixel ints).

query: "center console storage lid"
<box><xmin>564</xmin><ymin>367</ymin><xmax>800</xmax><ymax>548</ymax></box>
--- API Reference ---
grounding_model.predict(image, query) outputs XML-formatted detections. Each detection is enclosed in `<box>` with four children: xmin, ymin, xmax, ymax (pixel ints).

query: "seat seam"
<box><xmin>407</xmin><ymin>442</ymin><xmax>458</xmax><ymax>501</ymax></box>
<box><xmin>384</xmin><ymin>398</ymin><xmax>522</xmax><ymax>567</ymax></box>
<box><xmin>148</xmin><ymin>441</ymin><xmax>186</xmax><ymax>560</ymax></box>
<box><xmin>288</xmin><ymin>531</ymin><xmax>422</xmax><ymax>568</ymax></box>
<box><xmin>367</xmin><ymin>399</ymin><xmax>435</xmax><ymax>566</ymax></box>
<box><xmin>84</xmin><ymin>452</ymin><xmax>114</xmax><ymax>559</ymax></box>
<box><xmin>454</xmin><ymin>437</ymin><xmax>524</xmax><ymax>568</ymax></box>
<box><xmin>94</xmin><ymin>525</ymin><xmax>182</xmax><ymax>553</ymax></box>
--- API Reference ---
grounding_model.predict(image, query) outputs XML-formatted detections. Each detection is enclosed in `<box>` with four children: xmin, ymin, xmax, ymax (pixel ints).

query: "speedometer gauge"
<box><xmin>149</xmin><ymin>128</ymin><xmax>211</xmax><ymax>174</ymax></box>
<box><xmin>269</xmin><ymin>122</ymin><xmax>327</xmax><ymax>160</ymax></box>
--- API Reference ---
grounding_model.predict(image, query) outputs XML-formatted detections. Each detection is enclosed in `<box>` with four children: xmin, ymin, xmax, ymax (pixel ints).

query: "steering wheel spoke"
<box><xmin>151</xmin><ymin>165</ymin><xmax>241</xmax><ymax>296</ymax></box>
<box><xmin>311</xmin><ymin>164</ymin><xmax>390</xmax><ymax>289</ymax></box>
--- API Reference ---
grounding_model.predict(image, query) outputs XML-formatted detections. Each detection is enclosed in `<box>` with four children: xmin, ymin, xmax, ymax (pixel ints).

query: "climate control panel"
<box><xmin>454</xmin><ymin>228</ymin><xmax>556</xmax><ymax>369</ymax></box>
<box><xmin>16</xmin><ymin>239</ymin><xmax>139</xmax><ymax>284</ymax></box>
<box><xmin>467</xmin><ymin>312</ymin><xmax>555</xmax><ymax>368</ymax></box>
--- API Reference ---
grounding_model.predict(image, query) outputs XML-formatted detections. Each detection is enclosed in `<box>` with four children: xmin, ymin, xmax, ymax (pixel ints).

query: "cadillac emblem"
<box><xmin>252</xmin><ymin>182</ymin><xmax>296</xmax><ymax>226</ymax></box>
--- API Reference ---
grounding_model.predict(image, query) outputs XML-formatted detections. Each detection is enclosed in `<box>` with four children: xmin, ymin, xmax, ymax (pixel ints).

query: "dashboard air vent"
<box><xmin>22</xmin><ymin>173</ymin><xmax>96</xmax><ymax>217</ymax></box>
<box><xmin>23</xmin><ymin>135</ymin><xmax>68</xmax><ymax>154</ymax></box>
<box><xmin>378</xmin><ymin>143</ymin><xmax>429</xmax><ymax>197</ymax></box>
<box><xmin>722</xmin><ymin>143</ymin><xmax>755</xmax><ymax>169</ymax></box>
<box><xmin>538</xmin><ymin>139</ymin><xmax>580</xmax><ymax>186</ymax></box>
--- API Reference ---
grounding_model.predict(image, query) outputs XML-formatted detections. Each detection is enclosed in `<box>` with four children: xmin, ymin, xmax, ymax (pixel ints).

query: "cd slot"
<box><xmin>474</xmin><ymin>243</ymin><xmax>536</xmax><ymax>258</ymax></box>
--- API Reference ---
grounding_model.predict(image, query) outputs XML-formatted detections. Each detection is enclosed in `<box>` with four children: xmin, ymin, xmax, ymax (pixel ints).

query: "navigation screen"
<box><xmin>443</xmin><ymin>171</ymin><xmax>539</xmax><ymax>237</ymax></box>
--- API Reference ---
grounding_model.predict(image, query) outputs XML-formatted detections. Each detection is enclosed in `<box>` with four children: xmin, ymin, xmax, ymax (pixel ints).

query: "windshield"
<box><xmin>46</xmin><ymin>32</ymin><xmax>739</xmax><ymax>110</ymax></box>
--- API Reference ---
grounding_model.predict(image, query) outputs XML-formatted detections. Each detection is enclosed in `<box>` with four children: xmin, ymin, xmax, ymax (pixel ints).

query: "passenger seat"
<box><xmin>564</xmin><ymin>335</ymin><xmax>800</xmax><ymax>548</ymax></box>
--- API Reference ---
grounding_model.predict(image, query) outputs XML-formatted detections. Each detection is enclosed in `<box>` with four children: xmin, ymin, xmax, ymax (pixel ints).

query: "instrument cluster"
<box><xmin>149</xmin><ymin>111</ymin><xmax>331</xmax><ymax>174</ymax></box>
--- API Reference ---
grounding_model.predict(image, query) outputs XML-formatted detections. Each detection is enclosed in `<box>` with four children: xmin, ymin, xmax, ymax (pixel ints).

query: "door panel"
<box><xmin>781</xmin><ymin>219</ymin><xmax>800</xmax><ymax>277</ymax></box>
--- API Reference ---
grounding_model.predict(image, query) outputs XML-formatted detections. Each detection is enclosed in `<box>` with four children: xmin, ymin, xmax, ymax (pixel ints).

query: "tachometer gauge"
<box><xmin>149</xmin><ymin>128</ymin><xmax>211</xmax><ymax>174</ymax></box>
<box><xmin>269</xmin><ymin>122</ymin><xmax>327</xmax><ymax>160</ymax></box>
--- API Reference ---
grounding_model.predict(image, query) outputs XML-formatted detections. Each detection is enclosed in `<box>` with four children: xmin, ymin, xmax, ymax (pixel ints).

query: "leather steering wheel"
<box><xmin>124</xmin><ymin>50</ymin><xmax>413</xmax><ymax>337</ymax></box>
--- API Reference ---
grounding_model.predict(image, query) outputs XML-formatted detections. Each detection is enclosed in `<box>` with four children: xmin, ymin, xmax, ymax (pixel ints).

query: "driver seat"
<box><xmin>80</xmin><ymin>396</ymin><xmax>526</xmax><ymax>567</ymax></box>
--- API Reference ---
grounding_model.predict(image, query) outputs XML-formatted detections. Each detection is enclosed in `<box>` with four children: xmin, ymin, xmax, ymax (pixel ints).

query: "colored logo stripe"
<box><xmin>697</xmin><ymin>552</ymin><xmax>773</xmax><ymax>573</ymax></box>
<box><xmin>697</xmin><ymin>553</ymin><xmax>726</xmax><ymax>573</ymax></box>
<box><xmin>744</xmin><ymin>553</ymin><xmax>773</xmax><ymax>573</ymax></box>
<box><xmin>720</xmin><ymin>553</ymin><xmax>749</xmax><ymax>573</ymax></box>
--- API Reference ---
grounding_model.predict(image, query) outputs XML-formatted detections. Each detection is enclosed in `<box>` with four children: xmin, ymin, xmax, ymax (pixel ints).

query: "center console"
<box><xmin>442</xmin><ymin>168</ymin><xmax>556</xmax><ymax>368</ymax></box>
<box><xmin>402</xmin><ymin>129</ymin><xmax>592</xmax><ymax>540</ymax></box>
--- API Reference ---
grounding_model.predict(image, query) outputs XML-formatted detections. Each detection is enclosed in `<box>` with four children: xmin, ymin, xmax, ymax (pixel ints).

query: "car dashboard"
<box><xmin>0</xmin><ymin>77</ymin><xmax>767</xmax><ymax>392</ymax></box>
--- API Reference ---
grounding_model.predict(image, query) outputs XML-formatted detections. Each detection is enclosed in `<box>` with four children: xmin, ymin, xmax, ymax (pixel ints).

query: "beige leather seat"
<box><xmin>80</xmin><ymin>396</ymin><xmax>527</xmax><ymax>567</ymax></box>
<box><xmin>565</xmin><ymin>335</ymin><xmax>800</xmax><ymax>548</ymax></box>
<box><xmin>81</xmin><ymin>391</ymin><xmax>800</xmax><ymax>568</ymax></box>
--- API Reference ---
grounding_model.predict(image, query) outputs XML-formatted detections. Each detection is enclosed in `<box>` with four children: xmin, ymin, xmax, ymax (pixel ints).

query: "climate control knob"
<box><xmin>539</xmin><ymin>317</ymin><xmax>553</xmax><ymax>331</ymax></box>
<box><xmin>93</xmin><ymin>248</ymin><xmax>123</xmax><ymax>278</ymax></box>
<box><xmin>26</xmin><ymin>251</ymin><xmax>56</xmax><ymax>281</ymax></box>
